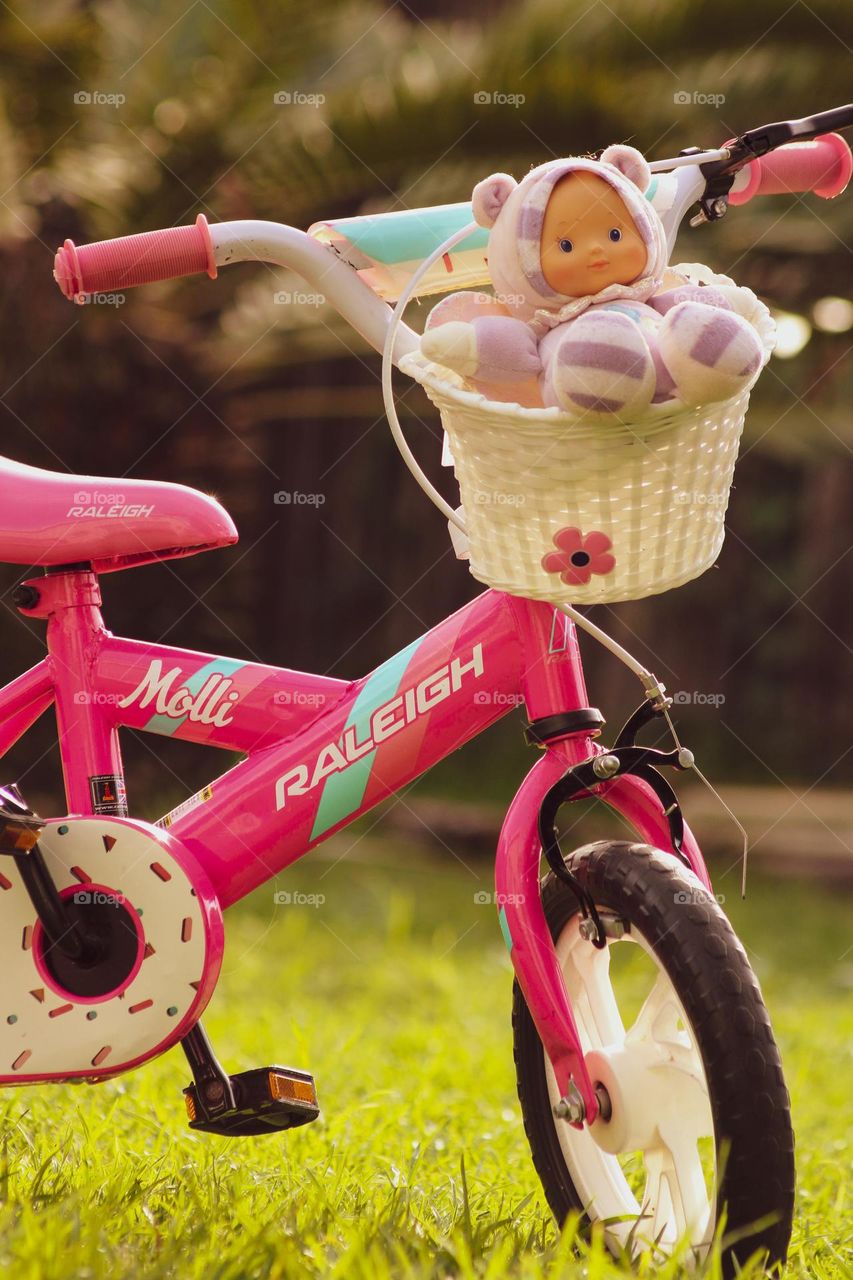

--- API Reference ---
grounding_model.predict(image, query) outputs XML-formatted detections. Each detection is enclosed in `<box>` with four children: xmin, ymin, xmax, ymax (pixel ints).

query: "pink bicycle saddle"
<box><xmin>0</xmin><ymin>456</ymin><xmax>238</xmax><ymax>572</ymax></box>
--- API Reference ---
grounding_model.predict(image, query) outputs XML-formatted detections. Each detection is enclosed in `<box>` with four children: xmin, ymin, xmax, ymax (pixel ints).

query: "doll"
<box><xmin>420</xmin><ymin>145</ymin><xmax>766</xmax><ymax>418</ymax></box>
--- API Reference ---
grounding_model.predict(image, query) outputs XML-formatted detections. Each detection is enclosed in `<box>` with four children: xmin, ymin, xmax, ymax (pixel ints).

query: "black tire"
<box><xmin>512</xmin><ymin>840</ymin><xmax>795</xmax><ymax>1276</ymax></box>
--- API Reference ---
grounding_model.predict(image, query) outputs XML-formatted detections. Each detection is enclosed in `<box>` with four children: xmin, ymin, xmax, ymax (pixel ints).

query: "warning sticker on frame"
<box><xmin>156</xmin><ymin>783</ymin><xmax>214</xmax><ymax>830</ymax></box>
<box><xmin>89</xmin><ymin>773</ymin><xmax>128</xmax><ymax>816</ymax></box>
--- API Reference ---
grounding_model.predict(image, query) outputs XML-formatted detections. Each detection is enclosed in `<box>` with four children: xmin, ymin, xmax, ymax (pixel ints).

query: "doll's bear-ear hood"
<box><xmin>472</xmin><ymin>173</ymin><xmax>517</xmax><ymax>228</ymax></box>
<box><xmin>599</xmin><ymin>143</ymin><xmax>651</xmax><ymax>193</ymax></box>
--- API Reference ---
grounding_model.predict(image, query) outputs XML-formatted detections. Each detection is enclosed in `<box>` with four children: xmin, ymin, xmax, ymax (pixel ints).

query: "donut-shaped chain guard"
<box><xmin>0</xmin><ymin>817</ymin><xmax>224</xmax><ymax>1083</ymax></box>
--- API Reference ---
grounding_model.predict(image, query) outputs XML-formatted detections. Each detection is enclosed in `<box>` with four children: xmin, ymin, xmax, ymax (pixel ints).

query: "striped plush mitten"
<box><xmin>543</xmin><ymin>310</ymin><xmax>656</xmax><ymax>418</ymax></box>
<box><xmin>657</xmin><ymin>301</ymin><xmax>764</xmax><ymax>405</ymax></box>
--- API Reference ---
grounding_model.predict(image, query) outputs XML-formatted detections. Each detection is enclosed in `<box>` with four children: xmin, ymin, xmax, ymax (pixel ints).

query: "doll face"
<box><xmin>540</xmin><ymin>171</ymin><xmax>648</xmax><ymax>297</ymax></box>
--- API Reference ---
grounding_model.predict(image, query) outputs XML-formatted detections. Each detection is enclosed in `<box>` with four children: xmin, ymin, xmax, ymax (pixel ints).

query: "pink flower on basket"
<box><xmin>542</xmin><ymin>528</ymin><xmax>616</xmax><ymax>585</ymax></box>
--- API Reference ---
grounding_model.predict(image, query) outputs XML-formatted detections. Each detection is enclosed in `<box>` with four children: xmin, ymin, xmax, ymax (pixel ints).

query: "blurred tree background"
<box><xmin>0</xmin><ymin>0</ymin><xmax>851</xmax><ymax>817</ymax></box>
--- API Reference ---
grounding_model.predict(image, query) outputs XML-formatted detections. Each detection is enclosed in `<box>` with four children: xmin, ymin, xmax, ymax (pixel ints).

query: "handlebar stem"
<box><xmin>659</xmin><ymin>165</ymin><xmax>708</xmax><ymax>255</ymax></box>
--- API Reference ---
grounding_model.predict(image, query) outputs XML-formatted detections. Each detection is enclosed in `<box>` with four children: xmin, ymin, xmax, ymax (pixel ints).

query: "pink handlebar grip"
<box><xmin>729</xmin><ymin>132</ymin><xmax>852</xmax><ymax>205</ymax></box>
<box><xmin>53</xmin><ymin>214</ymin><xmax>217</xmax><ymax>302</ymax></box>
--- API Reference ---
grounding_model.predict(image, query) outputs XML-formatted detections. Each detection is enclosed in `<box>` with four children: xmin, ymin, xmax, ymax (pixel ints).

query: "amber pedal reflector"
<box><xmin>268</xmin><ymin>1071</ymin><xmax>317</xmax><ymax>1106</ymax></box>
<box><xmin>185</xmin><ymin>1092</ymin><xmax>197</xmax><ymax>1122</ymax></box>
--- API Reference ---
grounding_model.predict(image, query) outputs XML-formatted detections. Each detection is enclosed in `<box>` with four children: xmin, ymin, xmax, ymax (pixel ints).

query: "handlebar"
<box><xmin>54</xmin><ymin>218</ymin><xmax>421</xmax><ymax>363</ymax></box>
<box><xmin>52</xmin><ymin>105</ymin><xmax>852</xmax><ymax>360</ymax></box>
<box><xmin>729</xmin><ymin>132</ymin><xmax>852</xmax><ymax>204</ymax></box>
<box><xmin>54</xmin><ymin>215</ymin><xmax>217</xmax><ymax>301</ymax></box>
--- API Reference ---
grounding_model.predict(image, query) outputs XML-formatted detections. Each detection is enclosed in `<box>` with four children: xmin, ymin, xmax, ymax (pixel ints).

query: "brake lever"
<box><xmin>709</xmin><ymin>104</ymin><xmax>853</xmax><ymax>177</ymax></box>
<box><xmin>733</xmin><ymin>104</ymin><xmax>853</xmax><ymax>158</ymax></box>
<box><xmin>686</xmin><ymin>103</ymin><xmax>853</xmax><ymax>226</ymax></box>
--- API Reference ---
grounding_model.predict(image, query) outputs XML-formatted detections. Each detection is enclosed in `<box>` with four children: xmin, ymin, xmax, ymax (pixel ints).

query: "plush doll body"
<box><xmin>420</xmin><ymin>146</ymin><xmax>765</xmax><ymax>418</ymax></box>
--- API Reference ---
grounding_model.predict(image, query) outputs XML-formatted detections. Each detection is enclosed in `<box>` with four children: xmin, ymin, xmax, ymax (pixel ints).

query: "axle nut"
<box><xmin>553</xmin><ymin>1083</ymin><xmax>586</xmax><ymax>1125</ymax></box>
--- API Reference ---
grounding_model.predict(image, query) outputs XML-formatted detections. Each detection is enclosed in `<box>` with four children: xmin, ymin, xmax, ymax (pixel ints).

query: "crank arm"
<box><xmin>0</xmin><ymin>782</ymin><xmax>90</xmax><ymax>962</ymax></box>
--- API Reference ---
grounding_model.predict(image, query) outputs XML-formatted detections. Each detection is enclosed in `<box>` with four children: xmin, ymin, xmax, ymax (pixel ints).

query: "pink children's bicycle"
<box><xmin>2</xmin><ymin>105</ymin><xmax>852</xmax><ymax>1276</ymax></box>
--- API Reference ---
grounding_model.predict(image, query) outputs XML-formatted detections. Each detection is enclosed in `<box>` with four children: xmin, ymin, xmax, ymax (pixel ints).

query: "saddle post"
<box><xmin>15</xmin><ymin>563</ymin><xmax>128</xmax><ymax>818</ymax></box>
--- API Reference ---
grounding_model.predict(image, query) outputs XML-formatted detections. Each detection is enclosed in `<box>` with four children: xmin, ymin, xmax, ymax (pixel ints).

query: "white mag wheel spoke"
<box><xmin>626</xmin><ymin>970</ymin><xmax>682</xmax><ymax>1047</ymax></box>
<box><xmin>627</xmin><ymin>971</ymin><xmax>710</xmax><ymax>1092</ymax></box>
<box><xmin>643</xmin><ymin>1129</ymin><xmax>712</xmax><ymax>1244</ymax></box>
<box><xmin>629</xmin><ymin>969</ymin><xmax>714</xmax><ymax>1245</ymax></box>
<box><xmin>566</xmin><ymin>932</ymin><xmax>625</xmax><ymax>1048</ymax></box>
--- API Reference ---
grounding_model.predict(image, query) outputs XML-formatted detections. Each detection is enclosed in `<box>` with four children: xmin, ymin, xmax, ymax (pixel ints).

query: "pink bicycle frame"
<box><xmin>4</xmin><ymin>566</ymin><xmax>711</xmax><ymax>1121</ymax></box>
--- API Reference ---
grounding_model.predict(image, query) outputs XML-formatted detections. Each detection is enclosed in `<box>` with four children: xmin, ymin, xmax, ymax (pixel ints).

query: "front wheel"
<box><xmin>512</xmin><ymin>840</ymin><xmax>795</xmax><ymax>1276</ymax></box>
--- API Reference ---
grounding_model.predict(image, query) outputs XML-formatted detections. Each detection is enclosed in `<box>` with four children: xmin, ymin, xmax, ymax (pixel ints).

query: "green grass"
<box><xmin>1</xmin><ymin>836</ymin><xmax>850</xmax><ymax>1279</ymax></box>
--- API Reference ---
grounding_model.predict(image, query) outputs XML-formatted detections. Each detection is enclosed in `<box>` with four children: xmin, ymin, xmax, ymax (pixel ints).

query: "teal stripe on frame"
<box><xmin>310</xmin><ymin>636</ymin><xmax>422</xmax><ymax>840</ymax></box>
<box><xmin>329</xmin><ymin>204</ymin><xmax>488</xmax><ymax>266</ymax></box>
<box><xmin>330</xmin><ymin>185</ymin><xmax>656</xmax><ymax>269</ymax></box>
<box><xmin>143</xmin><ymin>657</ymin><xmax>246</xmax><ymax>736</ymax></box>
<box><xmin>498</xmin><ymin>905</ymin><xmax>513</xmax><ymax>953</ymax></box>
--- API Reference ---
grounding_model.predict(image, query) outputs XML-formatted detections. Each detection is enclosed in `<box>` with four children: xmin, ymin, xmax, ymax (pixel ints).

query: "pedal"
<box><xmin>183</xmin><ymin>1066</ymin><xmax>319</xmax><ymax>1136</ymax></box>
<box><xmin>181</xmin><ymin>1021</ymin><xmax>318</xmax><ymax>1136</ymax></box>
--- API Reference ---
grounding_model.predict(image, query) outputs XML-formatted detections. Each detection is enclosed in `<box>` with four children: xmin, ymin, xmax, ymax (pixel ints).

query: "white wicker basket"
<box><xmin>400</xmin><ymin>265</ymin><xmax>775</xmax><ymax>605</ymax></box>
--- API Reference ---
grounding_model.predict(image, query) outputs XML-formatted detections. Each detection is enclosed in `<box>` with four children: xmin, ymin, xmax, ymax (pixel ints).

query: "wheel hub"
<box><xmin>586</xmin><ymin>1042</ymin><xmax>665</xmax><ymax>1153</ymax></box>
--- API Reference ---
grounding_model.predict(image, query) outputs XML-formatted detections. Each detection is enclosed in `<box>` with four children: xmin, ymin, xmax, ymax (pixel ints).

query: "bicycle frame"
<box><xmin>4</xmin><ymin>564</ymin><xmax>711</xmax><ymax>1118</ymax></box>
